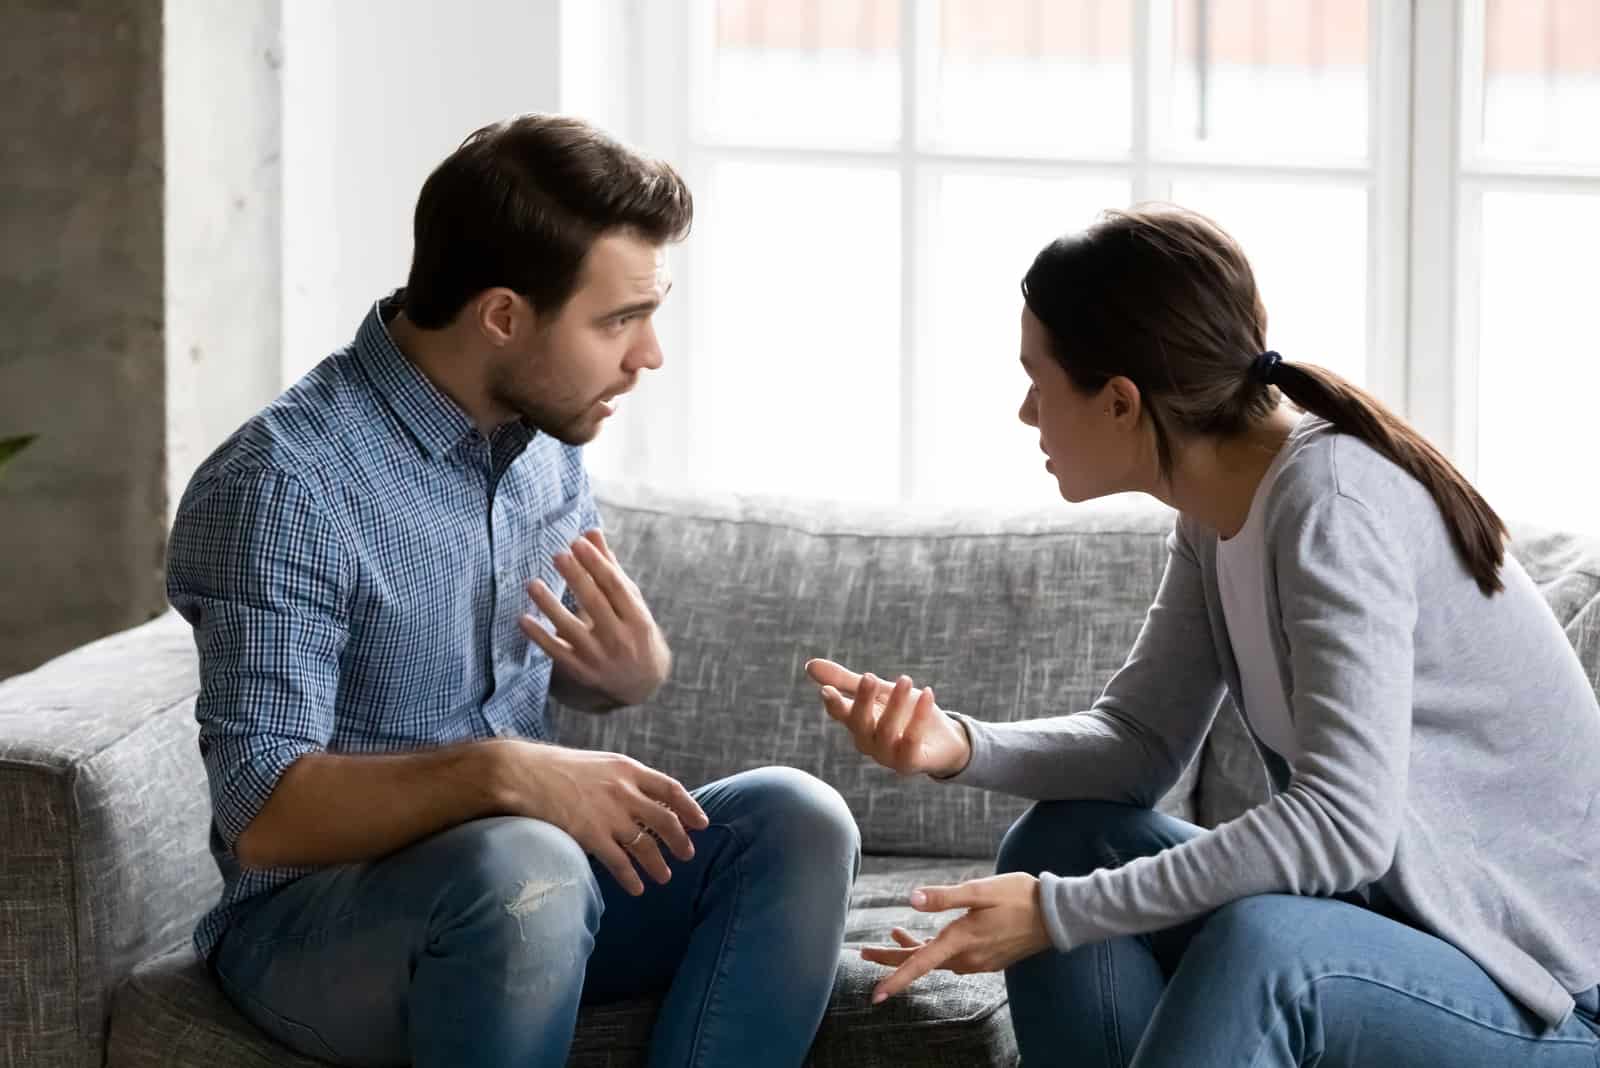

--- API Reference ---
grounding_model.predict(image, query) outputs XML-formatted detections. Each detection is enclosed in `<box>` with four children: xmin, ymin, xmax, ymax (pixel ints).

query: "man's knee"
<box><xmin>431</xmin><ymin>816</ymin><xmax>603</xmax><ymax>947</ymax></box>
<box><xmin>998</xmin><ymin>800</ymin><xmax>1169</xmax><ymax>878</ymax></box>
<box><xmin>726</xmin><ymin>766</ymin><xmax>860</xmax><ymax>871</ymax></box>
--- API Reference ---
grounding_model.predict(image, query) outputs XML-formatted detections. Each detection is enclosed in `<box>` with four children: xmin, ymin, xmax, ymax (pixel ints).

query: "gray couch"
<box><xmin>5</xmin><ymin>484</ymin><xmax>1599</xmax><ymax>1067</ymax></box>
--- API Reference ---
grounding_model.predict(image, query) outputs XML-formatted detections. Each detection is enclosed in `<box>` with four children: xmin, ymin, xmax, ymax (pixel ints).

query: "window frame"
<box><xmin>606</xmin><ymin>0</ymin><xmax>1585</xmax><ymax>506</ymax></box>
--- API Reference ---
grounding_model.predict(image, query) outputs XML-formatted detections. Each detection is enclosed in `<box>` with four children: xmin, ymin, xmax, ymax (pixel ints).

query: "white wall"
<box><xmin>165</xmin><ymin>0</ymin><xmax>285</xmax><ymax>519</ymax></box>
<box><xmin>281</xmin><ymin>0</ymin><xmax>570</xmax><ymax>383</ymax></box>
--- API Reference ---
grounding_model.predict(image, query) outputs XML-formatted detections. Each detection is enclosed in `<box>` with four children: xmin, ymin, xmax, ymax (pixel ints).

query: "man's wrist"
<box><xmin>549</xmin><ymin>670</ymin><xmax>627</xmax><ymax>713</ymax></box>
<box><xmin>468</xmin><ymin>738</ymin><xmax>532</xmax><ymax>817</ymax></box>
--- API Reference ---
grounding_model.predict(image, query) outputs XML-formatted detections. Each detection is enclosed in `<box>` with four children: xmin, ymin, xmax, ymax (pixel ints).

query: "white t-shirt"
<box><xmin>1215</xmin><ymin>424</ymin><xmax>1303</xmax><ymax>762</ymax></box>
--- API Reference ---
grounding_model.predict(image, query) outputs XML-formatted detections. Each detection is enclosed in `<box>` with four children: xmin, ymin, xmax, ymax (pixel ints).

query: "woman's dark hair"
<box><xmin>1022</xmin><ymin>205</ymin><xmax>1507</xmax><ymax>595</ymax></box>
<box><xmin>404</xmin><ymin>113</ymin><xmax>694</xmax><ymax>328</ymax></box>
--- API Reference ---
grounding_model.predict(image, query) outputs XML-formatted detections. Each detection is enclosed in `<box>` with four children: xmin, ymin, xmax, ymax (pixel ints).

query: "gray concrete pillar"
<box><xmin>0</xmin><ymin>0</ymin><xmax>284</xmax><ymax>678</ymax></box>
<box><xmin>0</xmin><ymin>1</ymin><xmax>168</xmax><ymax>677</ymax></box>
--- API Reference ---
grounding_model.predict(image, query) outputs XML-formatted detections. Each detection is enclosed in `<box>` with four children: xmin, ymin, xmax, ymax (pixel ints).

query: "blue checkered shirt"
<box><xmin>167</xmin><ymin>294</ymin><xmax>599</xmax><ymax>961</ymax></box>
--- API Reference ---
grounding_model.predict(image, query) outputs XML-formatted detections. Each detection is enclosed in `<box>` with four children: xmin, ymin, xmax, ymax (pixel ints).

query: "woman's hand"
<box><xmin>859</xmin><ymin>873</ymin><xmax>1051</xmax><ymax>1003</ymax></box>
<box><xmin>804</xmin><ymin>659</ymin><xmax>972</xmax><ymax>778</ymax></box>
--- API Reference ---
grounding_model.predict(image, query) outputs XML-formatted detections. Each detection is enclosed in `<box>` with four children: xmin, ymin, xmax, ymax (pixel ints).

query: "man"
<box><xmin>167</xmin><ymin>114</ymin><xmax>859</xmax><ymax>1067</ymax></box>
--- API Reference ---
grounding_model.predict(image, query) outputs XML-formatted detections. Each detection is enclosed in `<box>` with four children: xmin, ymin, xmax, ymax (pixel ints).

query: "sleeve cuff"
<box><xmin>932</xmin><ymin>710</ymin><xmax>992</xmax><ymax>787</ymax></box>
<box><xmin>213</xmin><ymin>738</ymin><xmax>324</xmax><ymax>849</ymax></box>
<box><xmin>1037</xmin><ymin>871</ymin><xmax>1080</xmax><ymax>953</ymax></box>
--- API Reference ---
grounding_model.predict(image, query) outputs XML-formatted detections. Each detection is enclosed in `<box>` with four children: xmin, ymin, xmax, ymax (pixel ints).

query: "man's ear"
<box><xmin>473</xmin><ymin>288</ymin><xmax>525</xmax><ymax>347</ymax></box>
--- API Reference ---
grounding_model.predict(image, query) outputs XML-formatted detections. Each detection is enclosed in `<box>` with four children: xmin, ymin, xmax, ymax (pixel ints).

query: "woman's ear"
<box><xmin>1103</xmin><ymin>376</ymin><xmax>1143</xmax><ymax>425</ymax></box>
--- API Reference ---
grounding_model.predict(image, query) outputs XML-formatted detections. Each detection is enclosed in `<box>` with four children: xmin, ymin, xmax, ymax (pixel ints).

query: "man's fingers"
<box><xmin>632</xmin><ymin>790</ymin><xmax>697</xmax><ymax>863</ymax></box>
<box><xmin>639</xmin><ymin>769</ymin><xmax>709</xmax><ymax>833</ymax></box>
<box><xmin>622</xmin><ymin>824</ymin><xmax>673</xmax><ymax>886</ymax></box>
<box><xmin>582</xmin><ymin>527</ymin><xmax>619</xmax><ymax>564</ymax></box>
<box><xmin>571</xmin><ymin>537</ymin><xmax>641</xmax><ymax>619</ymax></box>
<box><xmin>592</xmin><ymin>839</ymin><xmax>645</xmax><ymax>896</ymax></box>
<box><xmin>552</xmin><ymin>552</ymin><xmax>623</xmax><ymax>633</ymax></box>
<box><xmin>526</xmin><ymin>580</ymin><xmax>601</xmax><ymax>659</ymax></box>
<box><xmin>518</xmin><ymin>610</ymin><xmax>585</xmax><ymax>675</ymax></box>
<box><xmin>873</xmin><ymin>928</ymin><xmax>965</xmax><ymax>1003</ymax></box>
<box><xmin>804</xmin><ymin>658</ymin><xmax>862</xmax><ymax>696</ymax></box>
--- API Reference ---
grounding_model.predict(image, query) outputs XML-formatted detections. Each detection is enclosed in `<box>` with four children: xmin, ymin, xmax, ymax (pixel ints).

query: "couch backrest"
<box><xmin>553</xmin><ymin>484</ymin><xmax>1197</xmax><ymax>858</ymax></box>
<box><xmin>7</xmin><ymin>486</ymin><xmax>1596</xmax><ymax>1068</ymax></box>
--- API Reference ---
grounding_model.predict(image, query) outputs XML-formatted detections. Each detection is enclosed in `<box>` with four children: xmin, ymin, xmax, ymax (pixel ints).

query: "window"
<box><xmin>1452</xmin><ymin>0</ymin><xmax>1600</xmax><ymax>533</ymax></box>
<box><xmin>598</xmin><ymin>1</ymin><xmax>1600</xmax><ymax>533</ymax></box>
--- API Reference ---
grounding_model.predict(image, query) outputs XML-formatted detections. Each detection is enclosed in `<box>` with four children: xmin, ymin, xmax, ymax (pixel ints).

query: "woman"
<box><xmin>805</xmin><ymin>206</ymin><xmax>1600</xmax><ymax>1066</ymax></box>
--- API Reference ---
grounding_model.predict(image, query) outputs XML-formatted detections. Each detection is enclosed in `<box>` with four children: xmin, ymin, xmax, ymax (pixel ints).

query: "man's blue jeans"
<box><xmin>211</xmin><ymin>766</ymin><xmax>860</xmax><ymax>1067</ymax></box>
<box><xmin>998</xmin><ymin>800</ymin><xmax>1600</xmax><ymax>1067</ymax></box>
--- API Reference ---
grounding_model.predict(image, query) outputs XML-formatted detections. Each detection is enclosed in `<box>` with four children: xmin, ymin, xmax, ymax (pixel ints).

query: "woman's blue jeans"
<box><xmin>999</xmin><ymin>800</ymin><xmax>1600</xmax><ymax>1067</ymax></box>
<box><xmin>211</xmin><ymin>766</ymin><xmax>860</xmax><ymax>1067</ymax></box>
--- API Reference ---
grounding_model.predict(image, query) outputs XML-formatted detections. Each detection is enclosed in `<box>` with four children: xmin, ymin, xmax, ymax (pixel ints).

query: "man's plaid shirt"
<box><xmin>167</xmin><ymin>294</ymin><xmax>598</xmax><ymax>960</ymax></box>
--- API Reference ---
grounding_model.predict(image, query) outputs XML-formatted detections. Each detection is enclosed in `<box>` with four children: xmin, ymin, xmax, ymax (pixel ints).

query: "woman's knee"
<box><xmin>997</xmin><ymin>800</ymin><xmax>1180</xmax><ymax>878</ymax></box>
<box><xmin>1183</xmin><ymin>895</ymin><xmax>1314</xmax><ymax>979</ymax></box>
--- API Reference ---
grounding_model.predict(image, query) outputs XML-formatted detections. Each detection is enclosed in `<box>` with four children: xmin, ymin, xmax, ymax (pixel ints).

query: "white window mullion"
<box><xmin>627</xmin><ymin>0</ymin><xmax>695</xmax><ymax>490</ymax></box>
<box><xmin>1133</xmin><ymin>0</ymin><xmax>1158</xmax><ymax>203</ymax></box>
<box><xmin>899</xmin><ymin>0</ymin><xmax>921</xmax><ymax>502</ymax></box>
<box><xmin>1368</xmin><ymin>0</ymin><xmax>1413</xmax><ymax>412</ymax></box>
<box><xmin>1405</xmin><ymin>0</ymin><xmax>1465</xmax><ymax>460</ymax></box>
<box><xmin>1452</xmin><ymin>178</ymin><xmax>1485</xmax><ymax>477</ymax></box>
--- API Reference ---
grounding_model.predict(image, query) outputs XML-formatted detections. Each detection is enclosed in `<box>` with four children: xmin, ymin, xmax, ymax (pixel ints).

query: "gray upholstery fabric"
<box><xmin>553</xmin><ymin>485</ymin><xmax>1197</xmax><ymax>860</ymax></box>
<box><xmin>8</xmin><ymin>484</ymin><xmax>1599</xmax><ymax>1067</ymax></box>
<box><xmin>107</xmin><ymin>859</ymin><xmax>1015</xmax><ymax>1067</ymax></box>
<box><xmin>0</xmin><ymin>611</ymin><xmax>215</xmax><ymax>1068</ymax></box>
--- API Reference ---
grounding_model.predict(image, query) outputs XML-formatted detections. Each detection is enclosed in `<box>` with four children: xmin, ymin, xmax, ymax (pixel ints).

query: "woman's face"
<box><xmin>1017</xmin><ymin>306</ymin><xmax>1142</xmax><ymax>503</ymax></box>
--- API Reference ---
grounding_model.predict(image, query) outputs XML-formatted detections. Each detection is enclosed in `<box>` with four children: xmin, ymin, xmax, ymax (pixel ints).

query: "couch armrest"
<box><xmin>0</xmin><ymin>612</ymin><xmax>216</xmax><ymax>1068</ymax></box>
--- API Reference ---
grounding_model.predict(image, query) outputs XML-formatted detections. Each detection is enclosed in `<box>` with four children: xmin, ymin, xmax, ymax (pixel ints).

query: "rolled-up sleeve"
<box><xmin>167</xmin><ymin>467</ymin><xmax>350</xmax><ymax>849</ymax></box>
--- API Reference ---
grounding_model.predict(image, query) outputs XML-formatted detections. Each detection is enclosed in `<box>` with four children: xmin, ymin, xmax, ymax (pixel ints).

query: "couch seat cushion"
<box><xmin>108</xmin><ymin>857</ymin><xmax>1016</xmax><ymax>1067</ymax></box>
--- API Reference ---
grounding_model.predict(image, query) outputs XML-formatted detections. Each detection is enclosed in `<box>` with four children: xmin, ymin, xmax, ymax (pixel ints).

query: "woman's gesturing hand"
<box><xmin>804</xmin><ymin>658</ymin><xmax>972</xmax><ymax>779</ymax></box>
<box><xmin>859</xmin><ymin>873</ymin><xmax>1051</xmax><ymax>1003</ymax></box>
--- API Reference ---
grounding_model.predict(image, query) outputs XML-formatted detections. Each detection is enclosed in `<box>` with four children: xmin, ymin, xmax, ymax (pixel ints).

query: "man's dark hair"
<box><xmin>404</xmin><ymin>113</ymin><xmax>693</xmax><ymax>328</ymax></box>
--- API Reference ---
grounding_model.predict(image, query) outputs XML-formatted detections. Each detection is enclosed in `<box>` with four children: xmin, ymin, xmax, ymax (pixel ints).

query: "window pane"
<box><xmin>690</xmin><ymin>162</ymin><xmax>901</xmax><ymax>500</ymax></box>
<box><xmin>921</xmin><ymin>173</ymin><xmax>1130</xmax><ymax>503</ymax></box>
<box><xmin>1477</xmin><ymin>0</ymin><xmax>1600</xmax><ymax>163</ymax></box>
<box><xmin>927</xmin><ymin>0</ymin><xmax>1133</xmax><ymax>157</ymax></box>
<box><xmin>1475</xmin><ymin>191</ymin><xmax>1600</xmax><ymax>533</ymax></box>
<box><xmin>1169</xmin><ymin>181</ymin><xmax>1368</xmax><ymax>385</ymax></box>
<box><xmin>1168</xmin><ymin>0</ymin><xmax>1369</xmax><ymax>159</ymax></box>
<box><xmin>581</xmin><ymin>424</ymin><xmax>623</xmax><ymax>485</ymax></box>
<box><xmin>700</xmin><ymin>0</ymin><xmax>900</xmax><ymax>148</ymax></box>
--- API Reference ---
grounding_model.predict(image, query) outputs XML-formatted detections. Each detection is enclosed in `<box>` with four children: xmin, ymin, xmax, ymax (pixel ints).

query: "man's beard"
<box><xmin>495</xmin><ymin>382</ymin><xmax>601</xmax><ymax>446</ymax></box>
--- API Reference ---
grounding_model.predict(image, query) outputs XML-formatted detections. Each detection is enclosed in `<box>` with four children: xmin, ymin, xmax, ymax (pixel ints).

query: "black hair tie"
<box><xmin>1251</xmin><ymin>350</ymin><xmax>1283</xmax><ymax>384</ymax></box>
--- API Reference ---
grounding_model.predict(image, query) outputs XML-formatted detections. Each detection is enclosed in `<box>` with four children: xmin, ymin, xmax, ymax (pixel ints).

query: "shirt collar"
<box><xmin>354</xmin><ymin>291</ymin><xmax>486</xmax><ymax>460</ymax></box>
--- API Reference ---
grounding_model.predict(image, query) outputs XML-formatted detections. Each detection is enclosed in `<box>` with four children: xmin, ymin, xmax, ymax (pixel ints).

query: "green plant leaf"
<box><xmin>0</xmin><ymin>434</ymin><xmax>38</xmax><ymax>471</ymax></box>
